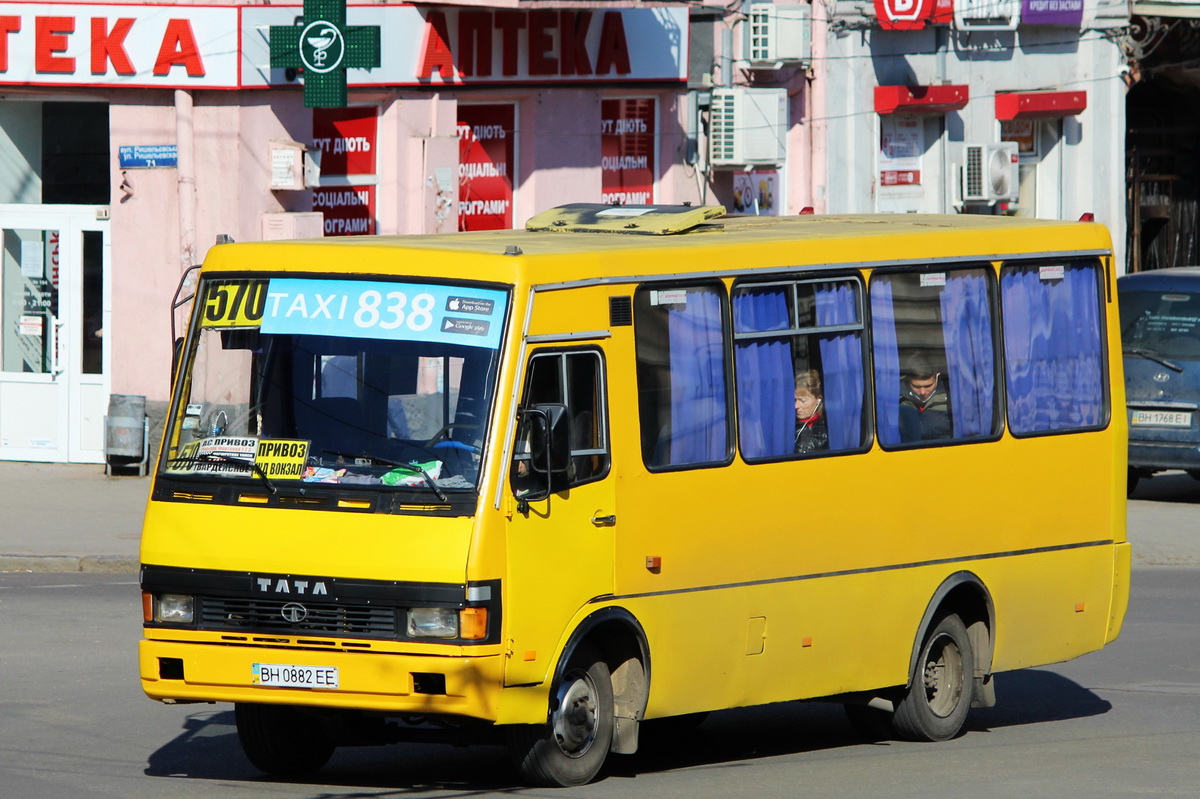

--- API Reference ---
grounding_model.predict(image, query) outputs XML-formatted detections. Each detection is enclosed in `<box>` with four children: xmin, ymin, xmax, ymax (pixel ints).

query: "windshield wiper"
<box><xmin>1124</xmin><ymin>346</ymin><xmax>1184</xmax><ymax>373</ymax></box>
<box><xmin>323</xmin><ymin>450</ymin><xmax>447</xmax><ymax>502</ymax></box>
<box><xmin>167</xmin><ymin>453</ymin><xmax>277</xmax><ymax>494</ymax></box>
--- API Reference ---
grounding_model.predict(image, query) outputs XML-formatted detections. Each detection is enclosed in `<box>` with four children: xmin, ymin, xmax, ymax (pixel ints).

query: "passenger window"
<box><xmin>871</xmin><ymin>267</ymin><xmax>999</xmax><ymax>447</ymax></box>
<box><xmin>732</xmin><ymin>278</ymin><xmax>869</xmax><ymax>459</ymax></box>
<box><xmin>634</xmin><ymin>284</ymin><xmax>731</xmax><ymax>470</ymax></box>
<box><xmin>1001</xmin><ymin>261</ymin><xmax>1106</xmax><ymax>434</ymax></box>
<box><xmin>511</xmin><ymin>350</ymin><xmax>609</xmax><ymax>494</ymax></box>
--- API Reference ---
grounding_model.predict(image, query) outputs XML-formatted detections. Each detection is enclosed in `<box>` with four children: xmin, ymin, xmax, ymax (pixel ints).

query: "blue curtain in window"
<box><xmin>871</xmin><ymin>278</ymin><xmax>902</xmax><ymax>446</ymax></box>
<box><xmin>734</xmin><ymin>287</ymin><xmax>793</xmax><ymax>459</ymax></box>
<box><xmin>668</xmin><ymin>288</ymin><xmax>728</xmax><ymax>464</ymax></box>
<box><xmin>1003</xmin><ymin>265</ymin><xmax>1104</xmax><ymax>432</ymax></box>
<box><xmin>940</xmin><ymin>272</ymin><xmax>995</xmax><ymax>438</ymax></box>
<box><xmin>816</xmin><ymin>282</ymin><xmax>863</xmax><ymax>451</ymax></box>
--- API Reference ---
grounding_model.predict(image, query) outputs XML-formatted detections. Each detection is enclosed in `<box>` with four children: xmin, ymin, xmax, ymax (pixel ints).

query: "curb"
<box><xmin>0</xmin><ymin>554</ymin><xmax>139</xmax><ymax>574</ymax></box>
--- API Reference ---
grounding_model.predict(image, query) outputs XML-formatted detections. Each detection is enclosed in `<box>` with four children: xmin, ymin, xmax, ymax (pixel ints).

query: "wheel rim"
<box><xmin>922</xmin><ymin>632</ymin><xmax>964</xmax><ymax>718</ymax></box>
<box><xmin>551</xmin><ymin>668</ymin><xmax>599</xmax><ymax>758</ymax></box>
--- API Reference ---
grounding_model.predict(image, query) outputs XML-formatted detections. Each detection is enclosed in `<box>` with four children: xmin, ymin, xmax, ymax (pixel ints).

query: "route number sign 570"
<box><xmin>201</xmin><ymin>280</ymin><xmax>268</xmax><ymax>328</ymax></box>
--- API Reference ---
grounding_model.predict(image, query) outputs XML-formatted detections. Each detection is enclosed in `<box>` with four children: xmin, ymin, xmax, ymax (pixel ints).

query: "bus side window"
<box><xmin>511</xmin><ymin>350</ymin><xmax>610</xmax><ymax>495</ymax></box>
<box><xmin>870</xmin><ymin>267</ymin><xmax>1000</xmax><ymax>447</ymax></box>
<box><xmin>1001</xmin><ymin>260</ymin><xmax>1106</xmax><ymax>434</ymax></box>
<box><xmin>732</xmin><ymin>278</ymin><xmax>869</xmax><ymax>459</ymax></box>
<box><xmin>634</xmin><ymin>283</ymin><xmax>732</xmax><ymax>470</ymax></box>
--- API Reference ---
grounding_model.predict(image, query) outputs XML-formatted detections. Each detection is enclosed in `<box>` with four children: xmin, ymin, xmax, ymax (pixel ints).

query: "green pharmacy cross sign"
<box><xmin>270</xmin><ymin>0</ymin><xmax>381</xmax><ymax>108</ymax></box>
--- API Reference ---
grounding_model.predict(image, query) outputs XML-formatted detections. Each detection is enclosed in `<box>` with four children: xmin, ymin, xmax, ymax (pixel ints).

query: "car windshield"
<box><xmin>161</xmin><ymin>276</ymin><xmax>508</xmax><ymax>494</ymax></box>
<box><xmin>1120</xmin><ymin>288</ymin><xmax>1200</xmax><ymax>361</ymax></box>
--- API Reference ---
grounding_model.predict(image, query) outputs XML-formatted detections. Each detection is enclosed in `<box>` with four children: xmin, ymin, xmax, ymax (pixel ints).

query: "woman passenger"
<box><xmin>794</xmin><ymin>369</ymin><xmax>829</xmax><ymax>454</ymax></box>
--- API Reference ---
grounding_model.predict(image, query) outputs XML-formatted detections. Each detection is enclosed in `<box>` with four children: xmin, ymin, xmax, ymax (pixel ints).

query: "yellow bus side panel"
<box><xmin>625</xmin><ymin>544</ymin><xmax>1119</xmax><ymax>720</ymax></box>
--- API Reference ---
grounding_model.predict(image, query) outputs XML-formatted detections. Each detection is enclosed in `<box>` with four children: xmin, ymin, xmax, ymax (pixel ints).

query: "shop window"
<box><xmin>42</xmin><ymin>103</ymin><xmax>109</xmax><ymax>204</ymax></box>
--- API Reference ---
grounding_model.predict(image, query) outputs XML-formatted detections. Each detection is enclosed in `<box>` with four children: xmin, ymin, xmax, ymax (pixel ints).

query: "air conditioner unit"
<box><xmin>961</xmin><ymin>142</ymin><xmax>1019</xmax><ymax>204</ymax></box>
<box><xmin>744</xmin><ymin>3</ymin><xmax>811</xmax><ymax>69</ymax></box>
<box><xmin>709</xmin><ymin>87</ymin><xmax>788</xmax><ymax>167</ymax></box>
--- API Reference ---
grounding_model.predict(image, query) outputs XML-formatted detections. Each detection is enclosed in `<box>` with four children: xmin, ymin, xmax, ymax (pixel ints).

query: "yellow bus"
<box><xmin>139</xmin><ymin>205</ymin><xmax>1130</xmax><ymax>786</ymax></box>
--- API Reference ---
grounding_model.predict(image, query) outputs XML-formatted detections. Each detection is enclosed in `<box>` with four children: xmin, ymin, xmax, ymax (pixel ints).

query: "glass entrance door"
<box><xmin>0</xmin><ymin>205</ymin><xmax>110</xmax><ymax>463</ymax></box>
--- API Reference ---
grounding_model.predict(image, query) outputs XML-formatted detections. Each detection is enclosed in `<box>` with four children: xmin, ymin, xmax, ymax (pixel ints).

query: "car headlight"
<box><xmin>407</xmin><ymin>607</ymin><xmax>459</xmax><ymax>638</ymax></box>
<box><xmin>156</xmin><ymin>593</ymin><xmax>195</xmax><ymax>624</ymax></box>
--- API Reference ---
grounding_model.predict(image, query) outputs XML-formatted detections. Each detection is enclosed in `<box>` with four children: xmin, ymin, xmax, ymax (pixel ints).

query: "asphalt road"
<box><xmin>1</xmin><ymin>559</ymin><xmax>1197</xmax><ymax>799</ymax></box>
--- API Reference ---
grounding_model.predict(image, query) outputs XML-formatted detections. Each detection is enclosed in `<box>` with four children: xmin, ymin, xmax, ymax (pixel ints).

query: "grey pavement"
<box><xmin>0</xmin><ymin>461</ymin><xmax>1197</xmax><ymax>573</ymax></box>
<box><xmin>0</xmin><ymin>461</ymin><xmax>146</xmax><ymax>573</ymax></box>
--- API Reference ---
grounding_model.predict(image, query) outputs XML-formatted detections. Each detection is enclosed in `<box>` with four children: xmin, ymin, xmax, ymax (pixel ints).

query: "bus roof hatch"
<box><xmin>524</xmin><ymin>203</ymin><xmax>727</xmax><ymax>235</ymax></box>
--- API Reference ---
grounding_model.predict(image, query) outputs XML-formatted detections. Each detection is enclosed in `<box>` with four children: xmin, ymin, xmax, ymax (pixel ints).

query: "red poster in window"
<box><xmin>313</xmin><ymin>186</ymin><xmax>376</xmax><ymax>236</ymax></box>
<box><xmin>312</xmin><ymin>107</ymin><xmax>378</xmax><ymax>176</ymax></box>
<box><xmin>458</xmin><ymin>104</ymin><xmax>515</xmax><ymax>231</ymax></box>
<box><xmin>601</xmin><ymin>98</ymin><xmax>655</xmax><ymax>205</ymax></box>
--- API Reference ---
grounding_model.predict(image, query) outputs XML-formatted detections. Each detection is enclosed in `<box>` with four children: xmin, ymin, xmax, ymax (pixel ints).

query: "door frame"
<box><xmin>0</xmin><ymin>204</ymin><xmax>111</xmax><ymax>463</ymax></box>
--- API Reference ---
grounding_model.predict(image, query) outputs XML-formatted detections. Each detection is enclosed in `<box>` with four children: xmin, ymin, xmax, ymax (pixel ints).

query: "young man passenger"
<box><xmin>899</xmin><ymin>353</ymin><xmax>952</xmax><ymax>442</ymax></box>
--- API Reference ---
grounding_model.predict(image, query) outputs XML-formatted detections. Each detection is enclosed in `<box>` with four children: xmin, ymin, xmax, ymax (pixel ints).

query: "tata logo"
<box><xmin>254</xmin><ymin>576</ymin><xmax>329</xmax><ymax>596</ymax></box>
<box><xmin>281</xmin><ymin>602</ymin><xmax>309</xmax><ymax>623</ymax></box>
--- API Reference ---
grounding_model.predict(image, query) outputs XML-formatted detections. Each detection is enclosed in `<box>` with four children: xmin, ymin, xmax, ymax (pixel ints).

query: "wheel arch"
<box><xmin>908</xmin><ymin>570</ymin><xmax>996</xmax><ymax>705</ymax></box>
<box><xmin>554</xmin><ymin>606</ymin><xmax>650</xmax><ymax>755</ymax></box>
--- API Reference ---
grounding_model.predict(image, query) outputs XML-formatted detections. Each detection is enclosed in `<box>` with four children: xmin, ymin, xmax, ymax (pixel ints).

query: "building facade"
<box><xmin>0</xmin><ymin>0</ymin><xmax>1134</xmax><ymax>464</ymax></box>
<box><xmin>0</xmin><ymin>0</ymin><xmax>698</xmax><ymax>463</ymax></box>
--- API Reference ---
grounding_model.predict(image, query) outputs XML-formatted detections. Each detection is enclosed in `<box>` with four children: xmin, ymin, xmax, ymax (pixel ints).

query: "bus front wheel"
<box><xmin>892</xmin><ymin>613</ymin><xmax>975</xmax><ymax>742</ymax></box>
<box><xmin>508</xmin><ymin>644</ymin><xmax>614</xmax><ymax>787</ymax></box>
<box><xmin>234</xmin><ymin>702</ymin><xmax>335</xmax><ymax>776</ymax></box>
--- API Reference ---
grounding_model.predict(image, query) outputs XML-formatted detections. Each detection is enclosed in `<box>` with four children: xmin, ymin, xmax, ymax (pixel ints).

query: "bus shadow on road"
<box><xmin>620</xmin><ymin>669</ymin><xmax>1111</xmax><ymax>777</ymax></box>
<box><xmin>143</xmin><ymin>707</ymin><xmax>520</xmax><ymax>791</ymax></box>
<box><xmin>143</xmin><ymin>669</ymin><xmax>1109</xmax><ymax>788</ymax></box>
<box><xmin>968</xmin><ymin>668</ymin><xmax>1112</xmax><ymax>730</ymax></box>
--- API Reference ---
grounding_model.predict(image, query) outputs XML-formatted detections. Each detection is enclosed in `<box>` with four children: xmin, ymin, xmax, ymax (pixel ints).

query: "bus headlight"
<box><xmin>407</xmin><ymin>607</ymin><xmax>458</xmax><ymax>638</ymax></box>
<box><xmin>156</xmin><ymin>594</ymin><xmax>195</xmax><ymax>624</ymax></box>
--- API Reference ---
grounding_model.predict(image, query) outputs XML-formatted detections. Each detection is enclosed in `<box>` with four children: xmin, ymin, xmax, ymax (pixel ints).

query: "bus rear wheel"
<box><xmin>892</xmin><ymin>613</ymin><xmax>975</xmax><ymax>742</ymax></box>
<box><xmin>508</xmin><ymin>644</ymin><xmax>614</xmax><ymax>787</ymax></box>
<box><xmin>234</xmin><ymin>702</ymin><xmax>335</xmax><ymax>776</ymax></box>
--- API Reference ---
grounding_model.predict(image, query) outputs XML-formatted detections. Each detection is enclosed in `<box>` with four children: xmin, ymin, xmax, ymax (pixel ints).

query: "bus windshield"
<box><xmin>161</xmin><ymin>276</ymin><xmax>509</xmax><ymax>495</ymax></box>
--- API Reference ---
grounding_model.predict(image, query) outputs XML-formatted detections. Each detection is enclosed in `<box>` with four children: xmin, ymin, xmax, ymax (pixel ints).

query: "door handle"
<box><xmin>591</xmin><ymin>512</ymin><xmax>617</xmax><ymax>527</ymax></box>
<box><xmin>50</xmin><ymin>316</ymin><xmax>64</xmax><ymax>377</ymax></box>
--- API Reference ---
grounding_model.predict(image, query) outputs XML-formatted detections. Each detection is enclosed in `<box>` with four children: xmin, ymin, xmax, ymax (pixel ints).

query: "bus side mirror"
<box><xmin>515</xmin><ymin>403</ymin><xmax>570</xmax><ymax>502</ymax></box>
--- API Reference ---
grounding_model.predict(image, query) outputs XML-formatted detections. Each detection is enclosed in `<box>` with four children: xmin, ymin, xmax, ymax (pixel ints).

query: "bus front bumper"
<box><xmin>139</xmin><ymin>638</ymin><xmax>503</xmax><ymax>720</ymax></box>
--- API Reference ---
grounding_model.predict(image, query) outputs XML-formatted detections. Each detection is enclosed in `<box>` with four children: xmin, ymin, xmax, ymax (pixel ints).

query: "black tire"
<box><xmin>892</xmin><ymin>614</ymin><xmax>975</xmax><ymax>742</ymax></box>
<box><xmin>843</xmin><ymin>703</ymin><xmax>895</xmax><ymax>742</ymax></box>
<box><xmin>234</xmin><ymin>703</ymin><xmax>335</xmax><ymax>776</ymax></box>
<box><xmin>1128</xmin><ymin>469</ymin><xmax>1141</xmax><ymax>496</ymax></box>
<box><xmin>508</xmin><ymin>644</ymin><xmax>614</xmax><ymax>787</ymax></box>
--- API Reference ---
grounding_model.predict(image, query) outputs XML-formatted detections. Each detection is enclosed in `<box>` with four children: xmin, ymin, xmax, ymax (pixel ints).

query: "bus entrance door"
<box><xmin>503</xmin><ymin>346</ymin><xmax>615</xmax><ymax>687</ymax></box>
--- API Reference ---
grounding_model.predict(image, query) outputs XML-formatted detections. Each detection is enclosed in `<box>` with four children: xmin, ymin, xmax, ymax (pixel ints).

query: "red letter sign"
<box><xmin>0</xmin><ymin>16</ymin><xmax>20</xmax><ymax>72</ymax></box>
<box><xmin>875</xmin><ymin>0</ymin><xmax>934</xmax><ymax>30</ymax></box>
<box><xmin>153</xmin><ymin>19</ymin><xmax>205</xmax><ymax>77</ymax></box>
<box><xmin>35</xmin><ymin>16</ymin><xmax>75</xmax><ymax>74</ymax></box>
<box><xmin>91</xmin><ymin>18</ymin><xmax>137</xmax><ymax>76</ymax></box>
